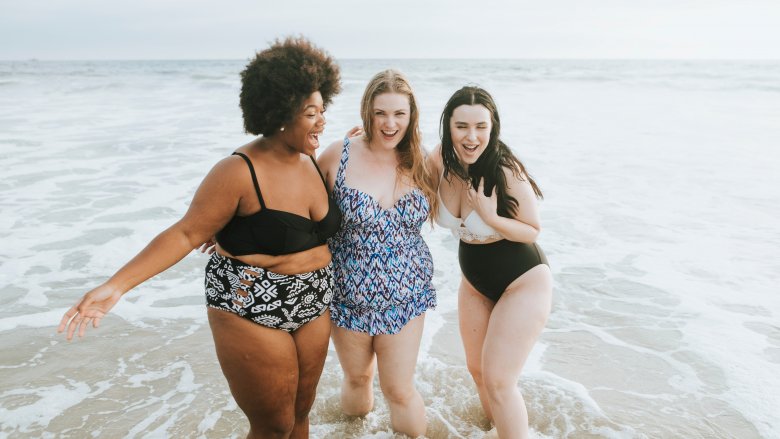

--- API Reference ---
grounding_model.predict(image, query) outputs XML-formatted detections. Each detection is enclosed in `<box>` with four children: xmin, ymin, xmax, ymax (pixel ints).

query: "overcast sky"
<box><xmin>2</xmin><ymin>0</ymin><xmax>779</xmax><ymax>60</ymax></box>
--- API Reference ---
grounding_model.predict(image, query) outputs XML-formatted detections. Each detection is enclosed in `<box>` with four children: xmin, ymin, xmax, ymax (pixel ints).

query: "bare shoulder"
<box><xmin>427</xmin><ymin>144</ymin><xmax>443</xmax><ymax>171</ymax></box>
<box><xmin>502</xmin><ymin>164</ymin><xmax>536</xmax><ymax>200</ymax></box>
<box><xmin>316</xmin><ymin>137</ymin><xmax>346</xmax><ymax>168</ymax></box>
<box><xmin>206</xmin><ymin>153</ymin><xmax>248</xmax><ymax>180</ymax></box>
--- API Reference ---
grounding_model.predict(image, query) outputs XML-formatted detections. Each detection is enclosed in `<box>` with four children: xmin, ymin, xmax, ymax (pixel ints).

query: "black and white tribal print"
<box><xmin>205</xmin><ymin>253</ymin><xmax>333</xmax><ymax>332</ymax></box>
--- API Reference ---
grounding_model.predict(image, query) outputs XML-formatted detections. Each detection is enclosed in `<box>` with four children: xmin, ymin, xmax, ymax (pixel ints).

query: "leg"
<box><xmin>458</xmin><ymin>277</ymin><xmax>495</xmax><ymax>422</ymax></box>
<box><xmin>208</xmin><ymin>308</ymin><xmax>298</xmax><ymax>439</ymax></box>
<box><xmin>482</xmin><ymin>265</ymin><xmax>552</xmax><ymax>439</ymax></box>
<box><xmin>374</xmin><ymin>313</ymin><xmax>427</xmax><ymax>437</ymax></box>
<box><xmin>289</xmin><ymin>311</ymin><xmax>332</xmax><ymax>439</ymax></box>
<box><xmin>331</xmin><ymin>324</ymin><xmax>376</xmax><ymax>416</ymax></box>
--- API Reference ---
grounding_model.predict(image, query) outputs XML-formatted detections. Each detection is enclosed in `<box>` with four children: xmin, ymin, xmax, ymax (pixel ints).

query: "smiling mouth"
<box><xmin>309</xmin><ymin>132</ymin><xmax>321</xmax><ymax>147</ymax></box>
<box><xmin>381</xmin><ymin>130</ymin><xmax>398</xmax><ymax>138</ymax></box>
<box><xmin>462</xmin><ymin>144</ymin><xmax>479</xmax><ymax>152</ymax></box>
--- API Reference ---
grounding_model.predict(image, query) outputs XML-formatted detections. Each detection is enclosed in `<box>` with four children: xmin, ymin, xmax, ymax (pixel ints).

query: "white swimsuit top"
<box><xmin>436</xmin><ymin>188</ymin><xmax>502</xmax><ymax>242</ymax></box>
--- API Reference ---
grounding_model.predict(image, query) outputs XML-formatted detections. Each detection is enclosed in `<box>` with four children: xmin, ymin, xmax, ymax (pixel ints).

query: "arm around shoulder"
<box><xmin>426</xmin><ymin>144</ymin><xmax>443</xmax><ymax>190</ymax></box>
<box><xmin>316</xmin><ymin>138</ymin><xmax>345</xmax><ymax>191</ymax></box>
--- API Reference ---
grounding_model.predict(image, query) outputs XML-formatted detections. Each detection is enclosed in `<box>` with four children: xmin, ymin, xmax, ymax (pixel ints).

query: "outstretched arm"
<box><xmin>57</xmin><ymin>156</ymin><xmax>243</xmax><ymax>340</ymax></box>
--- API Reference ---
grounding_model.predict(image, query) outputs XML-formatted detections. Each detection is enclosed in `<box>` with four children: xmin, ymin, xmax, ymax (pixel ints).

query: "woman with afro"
<box><xmin>59</xmin><ymin>37</ymin><xmax>342</xmax><ymax>438</ymax></box>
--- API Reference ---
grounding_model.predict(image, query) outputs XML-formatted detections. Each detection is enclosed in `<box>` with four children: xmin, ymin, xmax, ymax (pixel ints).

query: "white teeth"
<box><xmin>381</xmin><ymin>130</ymin><xmax>398</xmax><ymax>136</ymax></box>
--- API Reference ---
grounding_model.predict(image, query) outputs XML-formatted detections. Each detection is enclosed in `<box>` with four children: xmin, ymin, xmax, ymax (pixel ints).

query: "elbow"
<box><xmin>172</xmin><ymin>221</ymin><xmax>208</xmax><ymax>251</ymax></box>
<box><xmin>522</xmin><ymin>224</ymin><xmax>541</xmax><ymax>243</ymax></box>
<box><xmin>533</xmin><ymin>226</ymin><xmax>542</xmax><ymax>242</ymax></box>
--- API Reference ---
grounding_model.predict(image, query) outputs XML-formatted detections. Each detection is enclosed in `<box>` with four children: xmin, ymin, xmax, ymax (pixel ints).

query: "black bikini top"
<box><xmin>215</xmin><ymin>152</ymin><xmax>342</xmax><ymax>256</ymax></box>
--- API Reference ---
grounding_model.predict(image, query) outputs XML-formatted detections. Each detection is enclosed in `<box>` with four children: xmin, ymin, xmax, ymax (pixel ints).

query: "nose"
<box><xmin>385</xmin><ymin>115</ymin><xmax>398</xmax><ymax>128</ymax></box>
<box><xmin>317</xmin><ymin>112</ymin><xmax>326</xmax><ymax>127</ymax></box>
<box><xmin>466</xmin><ymin>128</ymin><xmax>478</xmax><ymax>142</ymax></box>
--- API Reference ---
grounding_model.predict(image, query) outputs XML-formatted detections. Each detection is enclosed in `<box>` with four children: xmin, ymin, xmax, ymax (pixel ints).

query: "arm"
<box><xmin>316</xmin><ymin>137</ymin><xmax>346</xmax><ymax>192</ymax></box>
<box><xmin>58</xmin><ymin>157</ymin><xmax>243</xmax><ymax>340</ymax></box>
<box><xmin>468</xmin><ymin>168</ymin><xmax>541</xmax><ymax>243</ymax></box>
<box><xmin>425</xmin><ymin>144</ymin><xmax>443</xmax><ymax>192</ymax></box>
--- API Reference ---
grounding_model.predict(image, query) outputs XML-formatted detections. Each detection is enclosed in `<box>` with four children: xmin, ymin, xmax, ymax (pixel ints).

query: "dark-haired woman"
<box><xmin>429</xmin><ymin>86</ymin><xmax>552</xmax><ymax>439</ymax></box>
<box><xmin>58</xmin><ymin>37</ymin><xmax>342</xmax><ymax>439</ymax></box>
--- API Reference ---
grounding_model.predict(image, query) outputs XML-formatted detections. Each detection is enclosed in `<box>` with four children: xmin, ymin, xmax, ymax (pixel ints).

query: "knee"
<box><xmin>380</xmin><ymin>381</ymin><xmax>417</xmax><ymax>406</ymax></box>
<box><xmin>294</xmin><ymin>389</ymin><xmax>317</xmax><ymax>422</ymax></box>
<box><xmin>466</xmin><ymin>362</ymin><xmax>485</xmax><ymax>386</ymax></box>
<box><xmin>482</xmin><ymin>372</ymin><xmax>518</xmax><ymax>401</ymax></box>
<box><xmin>247</xmin><ymin>409</ymin><xmax>295</xmax><ymax>438</ymax></box>
<box><xmin>344</xmin><ymin>372</ymin><xmax>373</xmax><ymax>390</ymax></box>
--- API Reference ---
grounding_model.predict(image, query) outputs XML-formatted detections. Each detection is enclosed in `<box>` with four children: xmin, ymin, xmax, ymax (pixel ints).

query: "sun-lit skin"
<box><xmin>450</xmin><ymin>104</ymin><xmax>492</xmax><ymax>167</ymax></box>
<box><xmin>369</xmin><ymin>93</ymin><xmax>410</xmax><ymax>151</ymax></box>
<box><xmin>279</xmin><ymin>91</ymin><xmax>326</xmax><ymax>156</ymax></box>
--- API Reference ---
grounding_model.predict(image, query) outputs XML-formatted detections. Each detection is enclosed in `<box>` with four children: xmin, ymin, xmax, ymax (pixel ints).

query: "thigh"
<box><xmin>208</xmin><ymin>308</ymin><xmax>298</xmax><ymax>419</ymax></box>
<box><xmin>292</xmin><ymin>311</ymin><xmax>332</xmax><ymax>404</ymax></box>
<box><xmin>458</xmin><ymin>277</ymin><xmax>495</xmax><ymax>372</ymax></box>
<box><xmin>482</xmin><ymin>265</ymin><xmax>552</xmax><ymax>379</ymax></box>
<box><xmin>374</xmin><ymin>313</ymin><xmax>425</xmax><ymax>388</ymax></box>
<box><xmin>331</xmin><ymin>324</ymin><xmax>377</xmax><ymax>379</ymax></box>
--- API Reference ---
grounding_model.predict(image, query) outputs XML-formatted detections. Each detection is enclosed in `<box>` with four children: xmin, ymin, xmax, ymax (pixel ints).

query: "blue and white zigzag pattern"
<box><xmin>328</xmin><ymin>138</ymin><xmax>436</xmax><ymax>336</ymax></box>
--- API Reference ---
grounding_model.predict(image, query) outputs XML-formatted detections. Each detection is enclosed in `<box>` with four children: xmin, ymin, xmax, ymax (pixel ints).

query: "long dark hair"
<box><xmin>440</xmin><ymin>86</ymin><xmax>543</xmax><ymax>218</ymax></box>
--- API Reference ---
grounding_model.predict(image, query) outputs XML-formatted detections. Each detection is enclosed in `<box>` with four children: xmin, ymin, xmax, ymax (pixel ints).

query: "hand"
<box><xmin>346</xmin><ymin>125</ymin><xmax>363</xmax><ymax>138</ymax></box>
<box><xmin>199</xmin><ymin>236</ymin><xmax>216</xmax><ymax>255</ymax></box>
<box><xmin>466</xmin><ymin>179</ymin><xmax>498</xmax><ymax>223</ymax></box>
<box><xmin>57</xmin><ymin>283</ymin><xmax>123</xmax><ymax>341</ymax></box>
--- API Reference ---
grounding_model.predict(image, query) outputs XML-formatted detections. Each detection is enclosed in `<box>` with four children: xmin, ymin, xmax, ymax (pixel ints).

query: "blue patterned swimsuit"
<box><xmin>329</xmin><ymin>138</ymin><xmax>436</xmax><ymax>335</ymax></box>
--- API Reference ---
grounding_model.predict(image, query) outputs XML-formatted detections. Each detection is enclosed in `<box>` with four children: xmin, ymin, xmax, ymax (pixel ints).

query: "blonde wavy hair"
<box><xmin>360</xmin><ymin>69</ymin><xmax>437</xmax><ymax>220</ymax></box>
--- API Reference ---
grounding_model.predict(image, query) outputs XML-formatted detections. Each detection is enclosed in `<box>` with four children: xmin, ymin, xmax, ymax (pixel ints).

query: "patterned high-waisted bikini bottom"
<box><xmin>204</xmin><ymin>253</ymin><xmax>333</xmax><ymax>332</ymax></box>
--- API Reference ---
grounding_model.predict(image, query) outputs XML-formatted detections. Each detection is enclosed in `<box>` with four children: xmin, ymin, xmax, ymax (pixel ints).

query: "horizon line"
<box><xmin>2</xmin><ymin>57</ymin><xmax>779</xmax><ymax>63</ymax></box>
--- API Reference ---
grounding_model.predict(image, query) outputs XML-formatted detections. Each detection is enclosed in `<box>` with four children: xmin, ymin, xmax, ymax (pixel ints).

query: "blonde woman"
<box><xmin>318</xmin><ymin>70</ymin><xmax>437</xmax><ymax>437</ymax></box>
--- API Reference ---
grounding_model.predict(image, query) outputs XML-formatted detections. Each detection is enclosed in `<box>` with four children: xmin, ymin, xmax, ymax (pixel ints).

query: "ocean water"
<box><xmin>1</xmin><ymin>59</ymin><xmax>779</xmax><ymax>438</ymax></box>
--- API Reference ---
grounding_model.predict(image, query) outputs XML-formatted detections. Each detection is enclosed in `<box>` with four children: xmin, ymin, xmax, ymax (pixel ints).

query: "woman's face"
<box><xmin>449</xmin><ymin>104</ymin><xmax>492</xmax><ymax>166</ymax></box>
<box><xmin>369</xmin><ymin>92</ymin><xmax>410</xmax><ymax>150</ymax></box>
<box><xmin>284</xmin><ymin>91</ymin><xmax>326</xmax><ymax>156</ymax></box>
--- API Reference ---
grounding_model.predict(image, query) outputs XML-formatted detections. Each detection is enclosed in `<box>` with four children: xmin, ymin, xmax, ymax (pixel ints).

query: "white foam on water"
<box><xmin>0</xmin><ymin>310</ymin><xmax>67</xmax><ymax>331</ymax></box>
<box><xmin>0</xmin><ymin>379</ymin><xmax>111</xmax><ymax>434</ymax></box>
<box><xmin>2</xmin><ymin>59</ymin><xmax>779</xmax><ymax>437</ymax></box>
<box><xmin>124</xmin><ymin>362</ymin><xmax>201</xmax><ymax>438</ymax></box>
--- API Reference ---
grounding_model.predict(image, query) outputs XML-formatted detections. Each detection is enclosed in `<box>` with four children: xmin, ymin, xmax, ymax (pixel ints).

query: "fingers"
<box><xmin>66</xmin><ymin>313</ymin><xmax>82</xmax><ymax>341</ymax></box>
<box><xmin>346</xmin><ymin>125</ymin><xmax>363</xmax><ymax>138</ymax></box>
<box><xmin>199</xmin><ymin>243</ymin><xmax>217</xmax><ymax>254</ymax></box>
<box><xmin>57</xmin><ymin>301</ymin><xmax>82</xmax><ymax>334</ymax></box>
<box><xmin>78</xmin><ymin>316</ymin><xmax>91</xmax><ymax>338</ymax></box>
<box><xmin>59</xmin><ymin>298</ymin><xmax>100</xmax><ymax>341</ymax></box>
